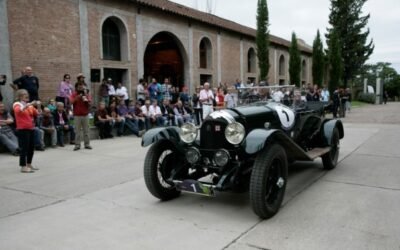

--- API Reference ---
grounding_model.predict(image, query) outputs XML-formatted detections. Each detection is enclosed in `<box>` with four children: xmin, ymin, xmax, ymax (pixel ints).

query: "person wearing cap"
<box><xmin>70</xmin><ymin>81</ymin><xmax>92</xmax><ymax>151</ymax></box>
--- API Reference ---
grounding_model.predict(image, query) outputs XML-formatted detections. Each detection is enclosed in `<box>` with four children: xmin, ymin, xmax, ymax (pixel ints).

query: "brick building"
<box><xmin>0</xmin><ymin>0</ymin><xmax>312</xmax><ymax>106</ymax></box>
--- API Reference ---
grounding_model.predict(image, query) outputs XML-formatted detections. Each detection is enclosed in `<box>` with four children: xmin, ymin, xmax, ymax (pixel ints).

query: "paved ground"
<box><xmin>0</xmin><ymin>102</ymin><xmax>399</xmax><ymax>250</ymax></box>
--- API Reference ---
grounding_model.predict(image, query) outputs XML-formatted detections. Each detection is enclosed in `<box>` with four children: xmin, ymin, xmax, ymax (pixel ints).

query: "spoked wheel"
<box><xmin>144</xmin><ymin>141</ymin><xmax>181</xmax><ymax>200</ymax></box>
<box><xmin>250</xmin><ymin>144</ymin><xmax>288</xmax><ymax>219</ymax></box>
<box><xmin>322</xmin><ymin>128</ymin><xmax>340</xmax><ymax>170</ymax></box>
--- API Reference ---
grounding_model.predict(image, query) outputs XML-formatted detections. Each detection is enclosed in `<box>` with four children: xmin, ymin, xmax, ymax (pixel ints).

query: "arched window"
<box><xmin>247</xmin><ymin>48</ymin><xmax>256</xmax><ymax>73</ymax></box>
<box><xmin>302</xmin><ymin>60</ymin><xmax>307</xmax><ymax>79</ymax></box>
<box><xmin>279</xmin><ymin>55</ymin><xmax>285</xmax><ymax>76</ymax></box>
<box><xmin>102</xmin><ymin>18</ymin><xmax>121</xmax><ymax>60</ymax></box>
<box><xmin>199</xmin><ymin>38</ymin><xmax>212</xmax><ymax>69</ymax></box>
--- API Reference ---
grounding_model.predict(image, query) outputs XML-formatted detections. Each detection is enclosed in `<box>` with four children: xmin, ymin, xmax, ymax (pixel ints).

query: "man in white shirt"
<box><xmin>272</xmin><ymin>88</ymin><xmax>284</xmax><ymax>103</ymax></box>
<box><xmin>141</xmin><ymin>100</ymin><xmax>151</xmax><ymax>130</ymax></box>
<box><xmin>107</xmin><ymin>78</ymin><xmax>116</xmax><ymax>98</ymax></box>
<box><xmin>136</xmin><ymin>79</ymin><xmax>145</xmax><ymax>105</ymax></box>
<box><xmin>148</xmin><ymin>100</ymin><xmax>164</xmax><ymax>126</ymax></box>
<box><xmin>115</xmin><ymin>82</ymin><xmax>129</xmax><ymax>106</ymax></box>
<box><xmin>199</xmin><ymin>82</ymin><xmax>214</xmax><ymax>119</ymax></box>
<box><xmin>321</xmin><ymin>85</ymin><xmax>330</xmax><ymax>102</ymax></box>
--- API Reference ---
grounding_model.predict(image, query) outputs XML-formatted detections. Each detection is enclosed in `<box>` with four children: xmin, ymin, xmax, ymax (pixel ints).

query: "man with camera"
<box><xmin>0</xmin><ymin>74</ymin><xmax>6</xmax><ymax>102</ymax></box>
<box><xmin>70</xmin><ymin>75</ymin><xmax>92</xmax><ymax>151</ymax></box>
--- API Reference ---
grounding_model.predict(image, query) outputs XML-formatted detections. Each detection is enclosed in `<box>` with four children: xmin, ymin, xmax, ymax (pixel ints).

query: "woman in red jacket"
<box><xmin>13</xmin><ymin>89</ymin><xmax>40</xmax><ymax>173</ymax></box>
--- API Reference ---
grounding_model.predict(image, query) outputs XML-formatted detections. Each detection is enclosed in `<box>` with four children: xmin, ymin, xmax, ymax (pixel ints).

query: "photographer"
<box><xmin>0</xmin><ymin>74</ymin><xmax>6</xmax><ymax>102</ymax></box>
<box><xmin>70</xmin><ymin>77</ymin><xmax>92</xmax><ymax>151</ymax></box>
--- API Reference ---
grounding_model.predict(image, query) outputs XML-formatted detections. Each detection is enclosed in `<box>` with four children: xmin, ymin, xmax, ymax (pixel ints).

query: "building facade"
<box><xmin>0</xmin><ymin>0</ymin><xmax>313</xmax><ymax>106</ymax></box>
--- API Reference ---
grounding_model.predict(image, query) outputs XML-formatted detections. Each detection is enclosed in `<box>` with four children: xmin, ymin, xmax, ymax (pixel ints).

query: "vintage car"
<box><xmin>141</xmin><ymin>96</ymin><xmax>344</xmax><ymax>219</ymax></box>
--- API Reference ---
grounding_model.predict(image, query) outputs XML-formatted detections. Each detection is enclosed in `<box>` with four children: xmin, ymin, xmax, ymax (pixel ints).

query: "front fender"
<box><xmin>141</xmin><ymin>127</ymin><xmax>181</xmax><ymax>147</ymax></box>
<box><xmin>244</xmin><ymin>129</ymin><xmax>279</xmax><ymax>154</ymax></box>
<box><xmin>322</xmin><ymin>119</ymin><xmax>344</xmax><ymax>145</ymax></box>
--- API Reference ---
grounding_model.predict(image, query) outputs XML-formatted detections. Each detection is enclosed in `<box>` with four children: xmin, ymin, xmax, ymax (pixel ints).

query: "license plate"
<box><xmin>177</xmin><ymin>180</ymin><xmax>215</xmax><ymax>197</ymax></box>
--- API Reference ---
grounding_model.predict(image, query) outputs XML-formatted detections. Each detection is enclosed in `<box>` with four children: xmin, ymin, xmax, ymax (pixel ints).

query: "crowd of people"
<box><xmin>1</xmin><ymin>66</ymin><xmax>356</xmax><ymax>173</ymax></box>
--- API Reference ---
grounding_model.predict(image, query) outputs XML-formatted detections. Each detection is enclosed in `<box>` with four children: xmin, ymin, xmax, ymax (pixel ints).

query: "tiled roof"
<box><xmin>132</xmin><ymin>0</ymin><xmax>312</xmax><ymax>53</ymax></box>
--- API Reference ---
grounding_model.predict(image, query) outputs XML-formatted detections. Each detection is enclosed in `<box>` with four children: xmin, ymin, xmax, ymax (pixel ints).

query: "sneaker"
<box><xmin>73</xmin><ymin>146</ymin><xmax>80</xmax><ymax>151</ymax></box>
<box><xmin>138</xmin><ymin>130</ymin><xmax>146</xmax><ymax>137</ymax></box>
<box><xmin>21</xmin><ymin>167</ymin><xmax>34</xmax><ymax>173</ymax></box>
<box><xmin>84</xmin><ymin>145</ymin><xmax>92</xmax><ymax>150</ymax></box>
<box><xmin>28</xmin><ymin>166</ymin><xmax>40</xmax><ymax>171</ymax></box>
<box><xmin>35</xmin><ymin>146</ymin><xmax>45</xmax><ymax>151</ymax></box>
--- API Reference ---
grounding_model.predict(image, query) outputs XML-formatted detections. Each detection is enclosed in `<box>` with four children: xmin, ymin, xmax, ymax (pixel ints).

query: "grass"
<box><xmin>351</xmin><ymin>101</ymin><xmax>369</xmax><ymax>108</ymax></box>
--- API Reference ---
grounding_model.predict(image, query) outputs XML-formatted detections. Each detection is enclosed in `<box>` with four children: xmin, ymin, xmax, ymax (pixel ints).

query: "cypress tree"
<box><xmin>289</xmin><ymin>32</ymin><xmax>301</xmax><ymax>87</ymax></box>
<box><xmin>328</xmin><ymin>30</ymin><xmax>343</xmax><ymax>94</ymax></box>
<box><xmin>312</xmin><ymin>30</ymin><xmax>325</xmax><ymax>87</ymax></box>
<box><xmin>326</xmin><ymin>0</ymin><xmax>374</xmax><ymax>87</ymax></box>
<box><xmin>256</xmin><ymin>0</ymin><xmax>269</xmax><ymax>81</ymax></box>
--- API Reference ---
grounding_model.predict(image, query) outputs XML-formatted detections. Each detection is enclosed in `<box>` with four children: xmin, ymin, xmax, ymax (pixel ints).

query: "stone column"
<box><xmin>376</xmin><ymin>78</ymin><xmax>382</xmax><ymax>104</ymax></box>
<box><xmin>240</xmin><ymin>39</ymin><xmax>243</xmax><ymax>83</ymax></box>
<box><xmin>188</xmin><ymin>26</ymin><xmax>194</xmax><ymax>93</ymax></box>
<box><xmin>136</xmin><ymin>14</ymin><xmax>144</xmax><ymax>81</ymax></box>
<box><xmin>363</xmin><ymin>78</ymin><xmax>368</xmax><ymax>93</ymax></box>
<box><xmin>217</xmin><ymin>33</ymin><xmax>221</xmax><ymax>85</ymax></box>
<box><xmin>0</xmin><ymin>0</ymin><xmax>13</xmax><ymax>107</ymax></box>
<box><xmin>79</xmin><ymin>0</ymin><xmax>90</xmax><ymax>88</ymax></box>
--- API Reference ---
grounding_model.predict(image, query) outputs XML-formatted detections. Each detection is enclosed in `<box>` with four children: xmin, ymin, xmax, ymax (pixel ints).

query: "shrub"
<box><xmin>357</xmin><ymin>92</ymin><xmax>375</xmax><ymax>104</ymax></box>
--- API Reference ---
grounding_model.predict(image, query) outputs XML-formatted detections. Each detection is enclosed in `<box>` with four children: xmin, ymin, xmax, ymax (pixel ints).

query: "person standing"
<box><xmin>99</xmin><ymin>78</ymin><xmax>110</xmax><ymax>107</ymax></box>
<box><xmin>13</xmin><ymin>89</ymin><xmax>40</xmax><ymax>173</ymax></box>
<box><xmin>192</xmin><ymin>86</ymin><xmax>202</xmax><ymax>125</ymax></box>
<box><xmin>56</xmin><ymin>74</ymin><xmax>74</xmax><ymax>110</ymax></box>
<box><xmin>321</xmin><ymin>85</ymin><xmax>330</xmax><ymax>102</ymax></box>
<box><xmin>136</xmin><ymin>79</ymin><xmax>145</xmax><ymax>105</ymax></box>
<box><xmin>224</xmin><ymin>88</ymin><xmax>236</xmax><ymax>109</ymax></box>
<box><xmin>12</xmin><ymin>67</ymin><xmax>40</xmax><ymax>102</ymax></box>
<box><xmin>0</xmin><ymin>74</ymin><xmax>6</xmax><ymax>102</ymax></box>
<box><xmin>70</xmin><ymin>80</ymin><xmax>92</xmax><ymax>151</ymax></box>
<box><xmin>199</xmin><ymin>82</ymin><xmax>214</xmax><ymax>119</ymax></box>
<box><xmin>115</xmin><ymin>82</ymin><xmax>129</xmax><ymax>107</ymax></box>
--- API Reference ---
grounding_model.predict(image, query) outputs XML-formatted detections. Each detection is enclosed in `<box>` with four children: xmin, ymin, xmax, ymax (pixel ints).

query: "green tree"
<box><xmin>289</xmin><ymin>32</ymin><xmax>301</xmax><ymax>87</ymax></box>
<box><xmin>256</xmin><ymin>0</ymin><xmax>269</xmax><ymax>81</ymax></box>
<box><xmin>328</xmin><ymin>31</ymin><xmax>343</xmax><ymax>94</ymax></box>
<box><xmin>312</xmin><ymin>30</ymin><xmax>325</xmax><ymax>86</ymax></box>
<box><xmin>326</xmin><ymin>0</ymin><xmax>374</xmax><ymax>87</ymax></box>
<box><xmin>359</xmin><ymin>62</ymin><xmax>400</xmax><ymax>98</ymax></box>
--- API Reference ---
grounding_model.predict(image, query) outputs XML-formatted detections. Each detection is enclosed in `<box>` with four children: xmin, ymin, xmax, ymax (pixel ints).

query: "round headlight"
<box><xmin>186</xmin><ymin>147</ymin><xmax>201</xmax><ymax>164</ymax></box>
<box><xmin>224</xmin><ymin>122</ymin><xmax>245</xmax><ymax>145</ymax></box>
<box><xmin>214</xmin><ymin>149</ymin><xmax>230</xmax><ymax>167</ymax></box>
<box><xmin>180</xmin><ymin>123</ymin><xmax>198</xmax><ymax>144</ymax></box>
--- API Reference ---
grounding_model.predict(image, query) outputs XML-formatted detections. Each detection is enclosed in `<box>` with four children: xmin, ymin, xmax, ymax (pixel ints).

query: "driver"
<box><xmin>292</xmin><ymin>89</ymin><xmax>306</xmax><ymax>110</ymax></box>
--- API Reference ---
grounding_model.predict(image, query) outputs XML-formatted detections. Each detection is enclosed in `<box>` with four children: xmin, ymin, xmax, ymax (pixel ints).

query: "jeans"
<box><xmin>111</xmin><ymin>118</ymin><xmax>125</xmax><ymax>136</ymax></box>
<box><xmin>33</xmin><ymin>127</ymin><xmax>44</xmax><ymax>148</ymax></box>
<box><xmin>125</xmin><ymin>118</ymin><xmax>139</xmax><ymax>135</ymax></box>
<box><xmin>0</xmin><ymin>130</ymin><xmax>19</xmax><ymax>153</ymax></box>
<box><xmin>56</xmin><ymin>125</ymin><xmax>76</xmax><ymax>145</ymax></box>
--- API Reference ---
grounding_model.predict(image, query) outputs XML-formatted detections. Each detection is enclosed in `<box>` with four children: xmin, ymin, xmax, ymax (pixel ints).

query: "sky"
<box><xmin>170</xmin><ymin>0</ymin><xmax>400</xmax><ymax>73</ymax></box>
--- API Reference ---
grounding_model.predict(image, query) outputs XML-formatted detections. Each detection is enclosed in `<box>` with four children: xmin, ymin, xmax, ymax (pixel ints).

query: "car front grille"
<box><xmin>200</xmin><ymin>120</ymin><xmax>228</xmax><ymax>149</ymax></box>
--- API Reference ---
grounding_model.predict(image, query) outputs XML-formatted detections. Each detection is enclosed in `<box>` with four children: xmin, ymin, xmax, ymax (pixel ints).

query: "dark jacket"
<box><xmin>53</xmin><ymin>111</ymin><xmax>69</xmax><ymax>126</ymax></box>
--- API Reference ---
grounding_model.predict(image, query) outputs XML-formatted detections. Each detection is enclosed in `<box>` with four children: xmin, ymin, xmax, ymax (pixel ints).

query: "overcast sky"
<box><xmin>170</xmin><ymin>0</ymin><xmax>400</xmax><ymax>73</ymax></box>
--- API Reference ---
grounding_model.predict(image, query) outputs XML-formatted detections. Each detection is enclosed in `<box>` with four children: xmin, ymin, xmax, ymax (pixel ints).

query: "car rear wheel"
<box><xmin>144</xmin><ymin>140</ymin><xmax>181</xmax><ymax>201</ymax></box>
<box><xmin>250</xmin><ymin>144</ymin><xmax>288</xmax><ymax>219</ymax></box>
<box><xmin>322</xmin><ymin>128</ymin><xmax>340</xmax><ymax>170</ymax></box>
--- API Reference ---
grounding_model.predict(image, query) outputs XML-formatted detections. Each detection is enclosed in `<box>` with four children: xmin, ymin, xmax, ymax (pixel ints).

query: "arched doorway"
<box><xmin>144</xmin><ymin>32</ymin><xmax>185</xmax><ymax>89</ymax></box>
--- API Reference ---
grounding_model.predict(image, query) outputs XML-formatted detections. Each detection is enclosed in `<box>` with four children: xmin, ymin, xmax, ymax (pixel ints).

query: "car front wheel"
<box><xmin>322</xmin><ymin>128</ymin><xmax>340</xmax><ymax>170</ymax></box>
<box><xmin>250</xmin><ymin>144</ymin><xmax>288</xmax><ymax>219</ymax></box>
<box><xmin>144</xmin><ymin>140</ymin><xmax>181</xmax><ymax>201</ymax></box>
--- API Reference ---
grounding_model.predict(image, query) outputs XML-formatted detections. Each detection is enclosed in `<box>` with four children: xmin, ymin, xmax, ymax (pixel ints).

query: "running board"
<box><xmin>305</xmin><ymin>147</ymin><xmax>331</xmax><ymax>160</ymax></box>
